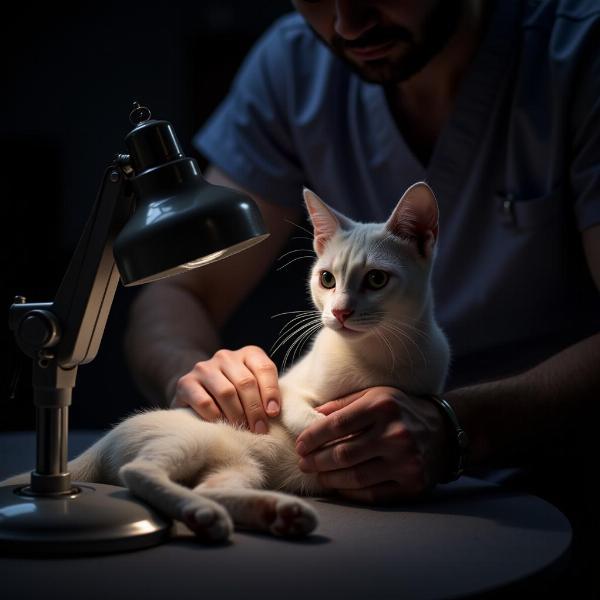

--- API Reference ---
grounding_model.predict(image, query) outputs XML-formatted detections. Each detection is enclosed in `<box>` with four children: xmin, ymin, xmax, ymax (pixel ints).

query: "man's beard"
<box><xmin>311</xmin><ymin>2</ymin><xmax>466</xmax><ymax>84</ymax></box>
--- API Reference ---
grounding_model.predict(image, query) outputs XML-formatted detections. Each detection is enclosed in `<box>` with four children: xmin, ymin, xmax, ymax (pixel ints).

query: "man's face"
<box><xmin>292</xmin><ymin>0</ymin><xmax>464</xmax><ymax>84</ymax></box>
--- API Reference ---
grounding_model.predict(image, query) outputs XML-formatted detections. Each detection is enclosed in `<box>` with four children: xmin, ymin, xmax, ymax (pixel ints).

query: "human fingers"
<box><xmin>298</xmin><ymin>427</ymin><xmax>380</xmax><ymax>472</ymax></box>
<box><xmin>316</xmin><ymin>458</ymin><xmax>392</xmax><ymax>490</ymax></box>
<box><xmin>315</xmin><ymin>390</ymin><xmax>366</xmax><ymax>415</ymax></box>
<box><xmin>318</xmin><ymin>456</ymin><xmax>426</xmax><ymax>497</ymax></box>
<box><xmin>219</xmin><ymin>355</ymin><xmax>270</xmax><ymax>433</ymax></box>
<box><xmin>296</xmin><ymin>397</ymin><xmax>376</xmax><ymax>455</ymax></box>
<box><xmin>243</xmin><ymin>347</ymin><xmax>281</xmax><ymax>418</ymax></box>
<box><xmin>191</xmin><ymin>362</ymin><xmax>247</xmax><ymax>426</ymax></box>
<box><xmin>172</xmin><ymin>372</ymin><xmax>224</xmax><ymax>421</ymax></box>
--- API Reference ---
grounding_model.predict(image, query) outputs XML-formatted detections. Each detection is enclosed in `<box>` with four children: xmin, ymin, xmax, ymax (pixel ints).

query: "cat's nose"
<box><xmin>332</xmin><ymin>308</ymin><xmax>354</xmax><ymax>324</ymax></box>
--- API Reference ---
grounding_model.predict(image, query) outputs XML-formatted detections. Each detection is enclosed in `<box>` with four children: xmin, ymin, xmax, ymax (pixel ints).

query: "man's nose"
<box><xmin>334</xmin><ymin>0</ymin><xmax>376</xmax><ymax>40</ymax></box>
<box><xmin>332</xmin><ymin>308</ymin><xmax>354</xmax><ymax>324</ymax></box>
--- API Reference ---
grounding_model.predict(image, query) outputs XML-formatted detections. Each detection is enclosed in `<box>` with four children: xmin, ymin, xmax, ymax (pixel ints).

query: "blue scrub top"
<box><xmin>194</xmin><ymin>0</ymin><xmax>600</xmax><ymax>388</ymax></box>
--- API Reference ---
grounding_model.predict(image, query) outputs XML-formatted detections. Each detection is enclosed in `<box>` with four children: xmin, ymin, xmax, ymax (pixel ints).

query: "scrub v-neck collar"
<box><xmin>361</xmin><ymin>0</ymin><xmax>522</xmax><ymax>206</ymax></box>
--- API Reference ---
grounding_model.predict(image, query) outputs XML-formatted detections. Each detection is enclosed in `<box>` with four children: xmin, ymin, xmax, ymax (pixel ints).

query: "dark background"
<box><xmin>1</xmin><ymin>1</ymin><xmax>313</xmax><ymax>432</ymax></box>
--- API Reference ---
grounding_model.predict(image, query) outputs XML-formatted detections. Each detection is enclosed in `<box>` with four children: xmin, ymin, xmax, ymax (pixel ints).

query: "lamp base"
<box><xmin>0</xmin><ymin>483</ymin><xmax>172</xmax><ymax>555</ymax></box>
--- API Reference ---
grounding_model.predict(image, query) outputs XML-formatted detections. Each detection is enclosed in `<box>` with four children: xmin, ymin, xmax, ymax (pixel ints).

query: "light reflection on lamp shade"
<box><xmin>181</xmin><ymin>250</ymin><xmax>227</xmax><ymax>269</ymax></box>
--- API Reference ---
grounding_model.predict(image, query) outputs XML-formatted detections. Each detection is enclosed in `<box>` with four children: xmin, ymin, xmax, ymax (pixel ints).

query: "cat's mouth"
<box><xmin>325</xmin><ymin>317</ymin><xmax>376</xmax><ymax>336</ymax></box>
<box><xmin>334</xmin><ymin>324</ymin><xmax>364</xmax><ymax>336</ymax></box>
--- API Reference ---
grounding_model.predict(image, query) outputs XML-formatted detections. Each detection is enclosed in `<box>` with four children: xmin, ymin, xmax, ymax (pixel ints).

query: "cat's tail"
<box><xmin>67</xmin><ymin>441</ymin><xmax>104</xmax><ymax>482</ymax></box>
<box><xmin>0</xmin><ymin>471</ymin><xmax>30</xmax><ymax>486</ymax></box>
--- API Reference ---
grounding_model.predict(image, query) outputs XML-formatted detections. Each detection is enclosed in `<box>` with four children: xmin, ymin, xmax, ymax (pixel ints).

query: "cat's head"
<box><xmin>304</xmin><ymin>182</ymin><xmax>439</xmax><ymax>339</ymax></box>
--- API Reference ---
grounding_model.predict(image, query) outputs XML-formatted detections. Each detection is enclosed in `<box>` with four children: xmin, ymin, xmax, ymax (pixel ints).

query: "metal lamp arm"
<box><xmin>52</xmin><ymin>164</ymin><xmax>134</xmax><ymax>367</ymax></box>
<box><xmin>9</xmin><ymin>163</ymin><xmax>134</xmax><ymax>368</ymax></box>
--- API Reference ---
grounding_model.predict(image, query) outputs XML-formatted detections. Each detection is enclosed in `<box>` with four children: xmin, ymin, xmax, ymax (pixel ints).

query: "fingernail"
<box><xmin>267</xmin><ymin>400</ymin><xmax>279</xmax><ymax>415</ymax></box>
<box><xmin>254</xmin><ymin>420</ymin><xmax>268</xmax><ymax>434</ymax></box>
<box><xmin>296</xmin><ymin>441</ymin><xmax>307</xmax><ymax>455</ymax></box>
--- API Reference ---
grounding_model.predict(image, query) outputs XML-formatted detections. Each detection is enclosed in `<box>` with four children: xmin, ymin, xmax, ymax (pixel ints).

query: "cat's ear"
<box><xmin>386</xmin><ymin>182</ymin><xmax>439</xmax><ymax>259</ymax></box>
<box><xmin>303</xmin><ymin>187</ymin><xmax>352</xmax><ymax>255</ymax></box>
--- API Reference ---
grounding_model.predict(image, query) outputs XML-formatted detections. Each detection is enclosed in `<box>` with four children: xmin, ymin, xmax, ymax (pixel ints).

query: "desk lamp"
<box><xmin>0</xmin><ymin>103</ymin><xmax>269</xmax><ymax>554</ymax></box>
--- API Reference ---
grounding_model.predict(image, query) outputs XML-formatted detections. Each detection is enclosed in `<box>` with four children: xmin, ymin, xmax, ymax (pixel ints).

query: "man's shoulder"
<box><xmin>260</xmin><ymin>12</ymin><xmax>328</xmax><ymax>59</ymax></box>
<box><xmin>270</xmin><ymin>12</ymin><xmax>311</xmax><ymax>36</ymax></box>
<box><xmin>523</xmin><ymin>0</ymin><xmax>600</xmax><ymax>30</ymax></box>
<box><xmin>519</xmin><ymin>0</ymin><xmax>600</xmax><ymax>73</ymax></box>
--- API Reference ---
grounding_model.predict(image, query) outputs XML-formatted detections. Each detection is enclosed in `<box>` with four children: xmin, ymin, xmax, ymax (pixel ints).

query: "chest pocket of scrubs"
<box><xmin>509</xmin><ymin>188</ymin><xmax>564</xmax><ymax>230</ymax></box>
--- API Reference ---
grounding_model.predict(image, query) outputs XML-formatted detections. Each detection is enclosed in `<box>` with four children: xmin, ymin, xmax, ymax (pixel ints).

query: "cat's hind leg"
<box><xmin>119</xmin><ymin>459</ymin><xmax>233</xmax><ymax>542</ymax></box>
<box><xmin>195</xmin><ymin>464</ymin><xmax>318</xmax><ymax>537</ymax></box>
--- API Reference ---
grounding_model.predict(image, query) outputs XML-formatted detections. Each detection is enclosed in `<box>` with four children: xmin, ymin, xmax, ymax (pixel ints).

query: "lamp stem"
<box><xmin>28</xmin><ymin>386</ymin><xmax>74</xmax><ymax>495</ymax></box>
<box><xmin>36</xmin><ymin>405</ymin><xmax>68</xmax><ymax>475</ymax></box>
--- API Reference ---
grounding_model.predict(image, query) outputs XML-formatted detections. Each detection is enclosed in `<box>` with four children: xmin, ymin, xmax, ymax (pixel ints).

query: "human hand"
<box><xmin>171</xmin><ymin>346</ymin><xmax>281</xmax><ymax>433</ymax></box>
<box><xmin>295</xmin><ymin>386</ymin><xmax>449</xmax><ymax>502</ymax></box>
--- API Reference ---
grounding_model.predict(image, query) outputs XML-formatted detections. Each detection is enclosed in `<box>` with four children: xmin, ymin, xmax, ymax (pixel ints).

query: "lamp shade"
<box><xmin>113</xmin><ymin>118</ymin><xmax>268</xmax><ymax>286</ymax></box>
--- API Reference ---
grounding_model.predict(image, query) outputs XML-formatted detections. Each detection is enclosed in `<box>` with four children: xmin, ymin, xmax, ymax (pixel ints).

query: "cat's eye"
<box><xmin>365</xmin><ymin>270</ymin><xmax>389</xmax><ymax>290</ymax></box>
<box><xmin>320</xmin><ymin>270</ymin><xmax>336</xmax><ymax>289</ymax></box>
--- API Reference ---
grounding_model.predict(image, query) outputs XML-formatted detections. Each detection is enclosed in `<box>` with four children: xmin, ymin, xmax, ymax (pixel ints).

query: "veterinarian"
<box><xmin>125</xmin><ymin>0</ymin><xmax>599</xmax><ymax>572</ymax></box>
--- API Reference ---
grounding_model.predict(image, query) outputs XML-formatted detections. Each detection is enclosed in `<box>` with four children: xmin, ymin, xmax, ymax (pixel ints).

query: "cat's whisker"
<box><xmin>275</xmin><ymin>309</ymin><xmax>319</xmax><ymax>323</ymax></box>
<box><xmin>380</xmin><ymin>324</ymin><xmax>427</xmax><ymax>369</ymax></box>
<box><xmin>384</xmin><ymin>321</ymin><xmax>432</xmax><ymax>349</ymax></box>
<box><xmin>277</xmin><ymin>248</ymin><xmax>316</xmax><ymax>262</ymax></box>
<box><xmin>387</xmin><ymin>319</ymin><xmax>432</xmax><ymax>342</ymax></box>
<box><xmin>291</xmin><ymin>235</ymin><xmax>314</xmax><ymax>242</ymax></box>
<box><xmin>294</xmin><ymin>322</ymin><xmax>321</xmax><ymax>362</ymax></box>
<box><xmin>270</xmin><ymin>318</ymin><xmax>323</xmax><ymax>357</ymax></box>
<box><xmin>284</xmin><ymin>219</ymin><xmax>315</xmax><ymax>237</ymax></box>
<box><xmin>276</xmin><ymin>255</ymin><xmax>316</xmax><ymax>271</ymax></box>
<box><xmin>277</xmin><ymin>309</ymin><xmax>319</xmax><ymax>324</ymax></box>
<box><xmin>377</xmin><ymin>323</ymin><xmax>415</xmax><ymax>372</ymax></box>
<box><xmin>281</xmin><ymin>323</ymin><xmax>322</xmax><ymax>372</ymax></box>
<box><xmin>271</xmin><ymin>310</ymin><xmax>318</xmax><ymax>319</ymax></box>
<box><xmin>270</xmin><ymin>317</ymin><xmax>322</xmax><ymax>356</ymax></box>
<box><xmin>276</xmin><ymin>313</ymin><xmax>321</xmax><ymax>338</ymax></box>
<box><xmin>369</xmin><ymin>312</ymin><xmax>432</xmax><ymax>342</ymax></box>
<box><xmin>283</xmin><ymin>323</ymin><xmax>322</xmax><ymax>372</ymax></box>
<box><xmin>373</xmin><ymin>330</ymin><xmax>396</xmax><ymax>373</ymax></box>
<box><xmin>271</xmin><ymin>311</ymin><xmax>319</xmax><ymax>343</ymax></box>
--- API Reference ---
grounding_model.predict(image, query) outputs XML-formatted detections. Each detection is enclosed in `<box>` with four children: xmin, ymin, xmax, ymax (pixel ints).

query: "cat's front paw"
<box><xmin>287</xmin><ymin>410</ymin><xmax>326</xmax><ymax>439</ymax></box>
<box><xmin>181</xmin><ymin>502</ymin><xmax>233</xmax><ymax>542</ymax></box>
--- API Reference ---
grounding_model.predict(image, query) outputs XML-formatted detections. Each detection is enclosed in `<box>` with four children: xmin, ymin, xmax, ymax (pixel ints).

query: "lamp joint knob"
<box><xmin>129</xmin><ymin>101</ymin><xmax>152</xmax><ymax>126</ymax></box>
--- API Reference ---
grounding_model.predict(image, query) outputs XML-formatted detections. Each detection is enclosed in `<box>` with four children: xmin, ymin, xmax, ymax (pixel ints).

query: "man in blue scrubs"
<box><xmin>126</xmin><ymin>0</ymin><xmax>599</xmax><ymax>521</ymax></box>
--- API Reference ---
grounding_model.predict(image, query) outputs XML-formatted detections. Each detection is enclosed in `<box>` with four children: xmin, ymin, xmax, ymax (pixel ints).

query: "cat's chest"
<box><xmin>313</xmin><ymin>362</ymin><xmax>383</xmax><ymax>400</ymax></box>
<box><xmin>288</xmin><ymin>357</ymin><xmax>397</xmax><ymax>403</ymax></box>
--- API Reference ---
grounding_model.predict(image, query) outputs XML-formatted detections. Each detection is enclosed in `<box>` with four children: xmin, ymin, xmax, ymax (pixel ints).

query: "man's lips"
<box><xmin>345</xmin><ymin>39</ymin><xmax>397</xmax><ymax>61</ymax></box>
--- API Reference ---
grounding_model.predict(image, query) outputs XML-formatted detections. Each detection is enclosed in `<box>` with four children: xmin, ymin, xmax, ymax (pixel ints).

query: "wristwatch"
<box><xmin>427</xmin><ymin>395</ymin><xmax>470</xmax><ymax>483</ymax></box>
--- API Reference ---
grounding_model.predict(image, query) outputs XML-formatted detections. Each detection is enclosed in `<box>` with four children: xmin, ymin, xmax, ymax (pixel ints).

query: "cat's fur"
<box><xmin>3</xmin><ymin>182</ymin><xmax>450</xmax><ymax>542</ymax></box>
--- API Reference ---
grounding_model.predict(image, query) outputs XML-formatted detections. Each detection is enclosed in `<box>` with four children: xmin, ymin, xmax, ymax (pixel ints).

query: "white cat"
<box><xmin>3</xmin><ymin>182</ymin><xmax>450</xmax><ymax>542</ymax></box>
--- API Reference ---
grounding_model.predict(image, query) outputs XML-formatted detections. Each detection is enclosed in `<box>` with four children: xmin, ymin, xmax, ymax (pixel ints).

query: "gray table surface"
<box><xmin>0</xmin><ymin>431</ymin><xmax>572</xmax><ymax>600</ymax></box>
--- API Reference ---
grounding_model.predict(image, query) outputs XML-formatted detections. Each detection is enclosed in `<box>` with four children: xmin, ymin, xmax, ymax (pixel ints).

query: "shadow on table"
<box><xmin>315</xmin><ymin>480</ymin><xmax>570</xmax><ymax>533</ymax></box>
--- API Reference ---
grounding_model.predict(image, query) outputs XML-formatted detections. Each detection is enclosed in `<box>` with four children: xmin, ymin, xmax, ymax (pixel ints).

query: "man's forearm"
<box><xmin>124</xmin><ymin>281</ymin><xmax>221</xmax><ymax>407</ymax></box>
<box><xmin>445</xmin><ymin>332</ymin><xmax>600</xmax><ymax>468</ymax></box>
